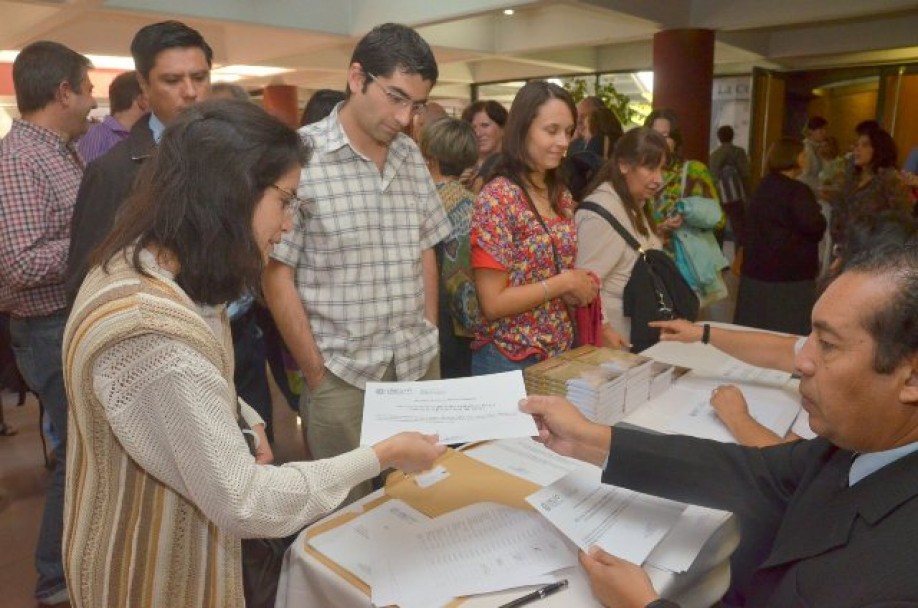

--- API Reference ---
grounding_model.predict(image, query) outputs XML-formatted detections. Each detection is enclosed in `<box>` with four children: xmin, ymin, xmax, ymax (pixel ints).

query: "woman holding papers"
<box><xmin>470</xmin><ymin>81</ymin><xmax>598</xmax><ymax>375</ymax></box>
<box><xmin>62</xmin><ymin>100</ymin><xmax>445</xmax><ymax>608</ymax></box>
<box><xmin>575</xmin><ymin>127</ymin><xmax>669</xmax><ymax>349</ymax></box>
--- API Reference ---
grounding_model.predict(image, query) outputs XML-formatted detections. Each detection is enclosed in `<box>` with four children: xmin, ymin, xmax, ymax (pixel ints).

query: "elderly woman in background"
<box><xmin>575</xmin><ymin>128</ymin><xmax>669</xmax><ymax>349</ymax></box>
<box><xmin>62</xmin><ymin>100</ymin><xmax>444</xmax><ymax>608</ymax></box>
<box><xmin>420</xmin><ymin>116</ymin><xmax>480</xmax><ymax>378</ymax></box>
<box><xmin>460</xmin><ymin>99</ymin><xmax>508</xmax><ymax>193</ymax></box>
<box><xmin>830</xmin><ymin>126</ymin><xmax>912</xmax><ymax>244</ymax></box>
<box><xmin>734</xmin><ymin>137</ymin><xmax>826</xmax><ymax>335</ymax></box>
<box><xmin>470</xmin><ymin>81</ymin><xmax>597</xmax><ymax>375</ymax></box>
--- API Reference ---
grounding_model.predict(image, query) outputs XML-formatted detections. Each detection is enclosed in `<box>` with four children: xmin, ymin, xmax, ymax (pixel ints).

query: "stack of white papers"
<box><xmin>465</xmin><ymin>437</ymin><xmax>602</xmax><ymax>487</ymax></box>
<box><xmin>527</xmin><ymin>469</ymin><xmax>685</xmax><ymax>565</ymax></box>
<box><xmin>370</xmin><ymin>503</ymin><xmax>577</xmax><ymax>608</ymax></box>
<box><xmin>308</xmin><ymin>499</ymin><xmax>429</xmax><ymax>584</ymax></box>
<box><xmin>527</xmin><ymin>469</ymin><xmax>731</xmax><ymax>573</ymax></box>
<box><xmin>660</xmin><ymin>372</ymin><xmax>800</xmax><ymax>442</ymax></box>
<box><xmin>309</xmin><ymin>500</ymin><xmax>576</xmax><ymax>608</ymax></box>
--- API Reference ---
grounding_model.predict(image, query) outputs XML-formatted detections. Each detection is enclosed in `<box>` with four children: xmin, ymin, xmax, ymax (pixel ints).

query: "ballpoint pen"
<box><xmin>496</xmin><ymin>579</ymin><xmax>569</xmax><ymax>608</ymax></box>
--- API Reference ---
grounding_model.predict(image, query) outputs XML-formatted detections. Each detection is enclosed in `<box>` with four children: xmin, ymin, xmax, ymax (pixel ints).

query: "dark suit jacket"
<box><xmin>605</xmin><ymin>427</ymin><xmax>918</xmax><ymax>607</ymax></box>
<box><xmin>65</xmin><ymin>115</ymin><xmax>154</xmax><ymax>303</ymax></box>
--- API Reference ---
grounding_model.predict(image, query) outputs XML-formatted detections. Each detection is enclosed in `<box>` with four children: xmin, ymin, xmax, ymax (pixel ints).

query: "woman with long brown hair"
<box><xmin>470</xmin><ymin>81</ymin><xmax>597</xmax><ymax>375</ymax></box>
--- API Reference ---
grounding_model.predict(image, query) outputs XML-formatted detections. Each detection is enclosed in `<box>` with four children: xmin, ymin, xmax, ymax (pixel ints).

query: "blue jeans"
<box><xmin>470</xmin><ymin>342</ymin><xmax>540</xmax><ymax>376</ymax></box>
<box><xmin>10</xmin><ymin>313</ymin><xmax>68</xmax><ymax>601</ymax></box>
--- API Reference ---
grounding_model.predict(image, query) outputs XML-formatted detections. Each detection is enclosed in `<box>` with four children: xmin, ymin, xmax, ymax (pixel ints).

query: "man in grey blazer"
<box><xmin>521</xmin><ymin>243</ymin><xmax>918</xmax><ymax>607</ymax></box>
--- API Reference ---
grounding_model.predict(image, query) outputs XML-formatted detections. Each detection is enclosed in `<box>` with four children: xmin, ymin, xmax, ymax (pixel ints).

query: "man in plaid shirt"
<box><xmin>0</xmin><ymin>41</ymin><xmax>96</xmax><ymax>606</ymax></box>
<box><xmin>265</xmin><ymin>23</ymin><xmax>451</xmax><ymax>502</ymax></box>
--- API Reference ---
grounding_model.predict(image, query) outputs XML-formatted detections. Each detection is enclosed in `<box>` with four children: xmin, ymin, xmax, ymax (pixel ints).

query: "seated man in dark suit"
<box><xmin>521</xmin><ymin>243</ymin><xmax>918</xmax><ymax>607</ymax></box>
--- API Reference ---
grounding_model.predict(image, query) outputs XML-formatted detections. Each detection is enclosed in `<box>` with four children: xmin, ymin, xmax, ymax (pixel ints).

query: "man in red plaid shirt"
<box><xmin>0</xmin><ymin>40</ymin><xmax>96</xmax><ymax>607</ymax></box>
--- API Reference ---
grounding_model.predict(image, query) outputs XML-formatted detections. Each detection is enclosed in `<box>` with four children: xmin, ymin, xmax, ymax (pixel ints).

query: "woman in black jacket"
<box><xmin>734</xmin><ymin>137</ymin><xmax>826</xmax><ymax>334</ymax></box>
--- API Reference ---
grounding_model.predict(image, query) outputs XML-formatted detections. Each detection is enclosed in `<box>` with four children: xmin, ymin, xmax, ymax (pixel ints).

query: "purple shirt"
<box><xmin>76</xmin><ymin>115</ymin><xmax>129</xmax><ymax>164</ymax></box>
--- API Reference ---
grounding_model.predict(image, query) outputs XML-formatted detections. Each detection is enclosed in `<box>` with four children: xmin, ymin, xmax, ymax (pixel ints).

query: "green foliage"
<box><xmin>562</xmin><ymin>77</ymin><xmax>650</xmax><ymax>127</ymax></box>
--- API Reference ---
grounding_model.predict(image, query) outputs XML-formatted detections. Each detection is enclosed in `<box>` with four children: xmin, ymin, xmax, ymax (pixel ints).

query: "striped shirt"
<box><xmin>272</xmin><ymin>105</ymin><xmax>451</xmax><ymax>388</ymax></box>
<box><xmin>75</xmin><ymin>115</ymin><xmax>129</xmax><ymax>163</ymax></box>
<box><xmin>0</xmin><ymin>119</ymin><xmax>83</xmax><ymax>317</ymax></box>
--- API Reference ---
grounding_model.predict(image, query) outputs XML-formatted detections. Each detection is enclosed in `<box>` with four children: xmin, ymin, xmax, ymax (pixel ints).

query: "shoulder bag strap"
<box><xmin>578</xmin><ymin>201</ymin><xmax>642</xmax><ymax>252</ymax></box>
<box><xmin>509</xmin><ymin>177</ymin><xmax>563</xmax><ymax>273</ymax></box>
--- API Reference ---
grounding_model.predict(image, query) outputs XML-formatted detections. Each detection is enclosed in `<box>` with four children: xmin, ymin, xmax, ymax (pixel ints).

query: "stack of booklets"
<box><xmin>560</xmin><ymin>346</ymin><xmax>656</xmax><ymax>415</ymax></box>
<box><xmin>524</xmin><ymin>346</ymin><xmax>675</xmax><ymax>424</ymax></box>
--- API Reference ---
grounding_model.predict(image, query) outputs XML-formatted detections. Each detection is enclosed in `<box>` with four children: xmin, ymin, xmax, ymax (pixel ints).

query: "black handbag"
<box><xmin>579</xmin><ymin>201</ymin><xmax>699</xmax><ymax>352</ymax></box>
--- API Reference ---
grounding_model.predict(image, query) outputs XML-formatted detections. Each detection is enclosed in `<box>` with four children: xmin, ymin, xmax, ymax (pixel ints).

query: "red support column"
<box><xmin>262</xmin><ymin>84</ymin><xmax>299</xmax><ymax>128</ymax></box>
<box><xmin>652</xmin><ymin>29</ymin><xmax>715</xmax><ymax>162</ymax></box>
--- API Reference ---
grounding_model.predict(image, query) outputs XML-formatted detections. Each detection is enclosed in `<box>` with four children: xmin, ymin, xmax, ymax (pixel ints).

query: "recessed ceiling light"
<box><xmin>503</xmin><ymin>9</ymin><xmax>514</xmax><ymax>16</ymax></box>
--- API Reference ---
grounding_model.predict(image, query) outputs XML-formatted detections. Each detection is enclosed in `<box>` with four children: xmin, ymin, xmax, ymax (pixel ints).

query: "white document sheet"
<box><xmin>645</xmin><ymin>504</ymin><xmax>732</xmax><ymax>573</ymax></box>
<box><xmin>465</xmin><ymin>437</ymin><xmax>602</xmax><ymax>486</ymax></box>
<box><xmin>526</xmin><ymin>469</ymin><xmax>686</xmax><ymax>565</ymax></box>
<box><xmin>360</xmin><ymin>370</ymin><xmax>536</xmax><ymax>445</ymax></box>
<box><xmin>370</xmin><ymin>502</ymin><xmax>576</xmax><ymax>608</ymax></box>
<box><xmin>708</xmin><ymin>359</ymin><xmax>791</xmax><ymax>386</ymax></box>
<box><xmin>663</xmin><ymin>374</ymin><xmax>800</xmax><ymax>442</ymax></box>
<box><xmin>307</xmin><ymin>499</ymin><xmax>429</xmax><ymax>584</ymax></box>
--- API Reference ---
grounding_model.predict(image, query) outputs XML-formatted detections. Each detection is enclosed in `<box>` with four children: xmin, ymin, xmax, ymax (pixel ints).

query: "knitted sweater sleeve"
<box><xmin>91</xmin><ymin>333</ymin><xmax>380</xmax><ymax>538</ymax></box>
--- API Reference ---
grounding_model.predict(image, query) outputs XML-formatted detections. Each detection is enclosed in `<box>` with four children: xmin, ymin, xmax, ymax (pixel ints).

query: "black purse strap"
<box><xmin>578</xmin><ymin>201</ymin><xmax>642</xmax><ymax>252</ymax></box>
<box><xmin>579</xmin><ymin>201</ymin><xmax>675</xmax><ymax>320</ymax></box>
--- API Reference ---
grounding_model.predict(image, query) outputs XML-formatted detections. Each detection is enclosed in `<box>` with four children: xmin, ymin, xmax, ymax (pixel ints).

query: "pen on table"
<box><xmin>497</xmin><ymin>579</ymin><xmax>569</xmax><ymax>608</ymax></box>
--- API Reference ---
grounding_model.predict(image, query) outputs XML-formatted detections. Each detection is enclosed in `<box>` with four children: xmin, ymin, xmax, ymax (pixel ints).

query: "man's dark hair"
<box><xmin>92</xmin><ymin>99</ymin><xmax>309</xmax><ymax>305</ymax></box>
<box><xmin>493</xmin><ymin>80</ymin><xmax>576</xmax><ymax>214</ymax></box>
<box><xmin>844</xmin><ymin>243</ymin><xmax>918</xmax><ymax>373</ymax></box>
<box><xmin>301</xmin><ymin>89</ymin><xmax>346</xmax><ymax>126</ymax></box>
<box><xmin>855</xmin><ymin>119</ymin><xmax>880</xmax><ymax>136</ymax></box>
<box><xmin>12</xmin><ymin>41</ymin><xmax>92</xmax><ymax>114</ymax></box>
<box><xmin>461</xmin><ymin>100</ymin><xmax>508</xmax><ymax>128</ymax></box>
<box><xmin>108</xmin><ymin>71</ymin><xmax>143</xmax><ymax>114</ymax></box>
<box><xmin>716</xmin><ymin>125</ymin><xmax>734</xmax><ymax>144</ymax></box>
<box><xmin>348</xmin><ymin>23</ymin><xmax>438</xmax><ymax>95</ymax></box>
<box><xmin>806</xmin><ymin>115</ymin><xmax>827</xmax><ymax>130</ymax></box>
<box><xmin>130</xmin><ymin>20</ymin><xmax>213</xmax><ymax>81</ymax></box>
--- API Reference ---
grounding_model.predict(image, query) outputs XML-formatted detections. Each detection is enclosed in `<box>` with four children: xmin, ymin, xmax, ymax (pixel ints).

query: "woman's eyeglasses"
<box><xmin>270</xmin><ymin>184</ymin><xmax>306</xmax><ymax>215</ymax></box>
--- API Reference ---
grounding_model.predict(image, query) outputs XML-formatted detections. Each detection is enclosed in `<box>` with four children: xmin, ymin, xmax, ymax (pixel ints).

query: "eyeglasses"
<box><xmin>270</xmin><ymin>184</ymin><xmax>306</xmax><ymax>215</ymax></box>
<box><xmin>365</xmin><ymin>72</ymin><xmax>428</xmax><ymax>114</ymax></box>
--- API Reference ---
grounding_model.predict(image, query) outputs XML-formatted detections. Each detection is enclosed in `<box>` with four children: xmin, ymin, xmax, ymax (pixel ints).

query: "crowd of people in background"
<box><xmin>1</xmin><ymin>16</ymin><xmax>917</xmax><ymax>608</ymax></box>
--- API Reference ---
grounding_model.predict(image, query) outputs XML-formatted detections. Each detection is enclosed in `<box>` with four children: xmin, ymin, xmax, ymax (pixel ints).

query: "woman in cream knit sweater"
<box><xmin>62</xmin><ymin>100</ymin><xmax>445</xmax><ymax>607</ymax></box>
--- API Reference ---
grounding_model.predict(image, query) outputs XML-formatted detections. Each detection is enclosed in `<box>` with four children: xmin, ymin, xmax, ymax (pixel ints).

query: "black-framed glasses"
<box><xmin>270</xmin><ymin>184</ymin><xmax>306</xmax><ymax>215</ymax></box>
<box><xmin>365</xmin><ymin>72</ymin><xmax>428</xmax><ymax>114</ymax></box>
